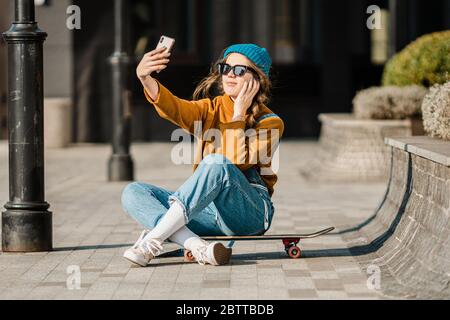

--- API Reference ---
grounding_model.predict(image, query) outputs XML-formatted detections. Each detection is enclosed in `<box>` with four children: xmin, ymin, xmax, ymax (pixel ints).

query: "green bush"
<box><xmin>353</xmin><ymin>85</ymin><xmax>427</xmax><ymax>120</ymax></box>
<box><xmin>382</xmin><ymin>31</ymin><xmax>450</xmax><ymax>87</ymax></box>
<box><xmin>422</xmin><ymin>81</ymin><xmax>450</xmax><ymax>141</ymax></box>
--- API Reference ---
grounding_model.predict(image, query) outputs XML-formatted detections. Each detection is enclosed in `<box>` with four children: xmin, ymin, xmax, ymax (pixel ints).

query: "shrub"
<box><xmin>353</xmin><ymin>85</ymin><xmax>428</xmax><ymax>120</ymax></box>
<box><xmin>422</xmin><ymin>81</ymin><xmax>450</xmax><ymax>141</ymax></box>
<box><xmin>382</xmin><ymin>30</ymin><xmax>450</xmax><ymax>87</ymax></box>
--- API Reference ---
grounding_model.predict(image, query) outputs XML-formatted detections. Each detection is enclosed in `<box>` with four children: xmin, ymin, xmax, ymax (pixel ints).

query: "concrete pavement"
<box><xmin>0</xmin><ymin>140</ymin><xmax>387</xmax><ymax>300</ymax></box>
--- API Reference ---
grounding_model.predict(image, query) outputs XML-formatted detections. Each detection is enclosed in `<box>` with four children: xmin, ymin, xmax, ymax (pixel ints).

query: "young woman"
<box><xmin>121</xmin><ymin>43</ymin><xmax>284</xmax><ymax>267</ymax></box>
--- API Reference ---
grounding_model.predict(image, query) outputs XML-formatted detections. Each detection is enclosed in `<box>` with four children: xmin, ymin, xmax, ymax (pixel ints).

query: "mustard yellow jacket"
<box><xmin>144</xmin><ymin>80</ymin><xmax>285</xmax><ymax>197</ymax></box>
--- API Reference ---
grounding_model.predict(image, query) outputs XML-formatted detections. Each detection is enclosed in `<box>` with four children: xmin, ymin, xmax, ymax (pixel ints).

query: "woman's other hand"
<box><xmin>136</xmin><ymin>47</ymin><xmax>171</xmax><ymax>82</ymax></box>
<box><xmin>232</xmin><ymin>79</ymin><xmax>260</xmax><ymax>121</ymax></box>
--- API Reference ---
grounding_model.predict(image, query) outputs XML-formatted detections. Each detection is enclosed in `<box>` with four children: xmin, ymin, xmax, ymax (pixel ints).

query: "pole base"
<box><xmin>2</xmin><ymin>210</ymin><xmax>53</xmax><ymax>252</ymax></box>
<box><xmin>108</xmin><ymin>154</ymin><xmax>134</xmax><ymax>182</ymax></box>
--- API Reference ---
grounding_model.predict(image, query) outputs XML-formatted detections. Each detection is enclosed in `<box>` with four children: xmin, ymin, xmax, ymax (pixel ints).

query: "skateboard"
<box><xmin>184</xmin><ymin>227</ymin><xmax>335</xmax><ymax>261</ymax></box>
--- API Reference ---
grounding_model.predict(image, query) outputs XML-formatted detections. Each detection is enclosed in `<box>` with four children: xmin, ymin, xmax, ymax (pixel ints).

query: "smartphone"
<box><xmin>155</xmin><ymin>36</ymin><xmax>175</xmax><ymax>74</ymax></box>
<box><xmin>156</xmin><ymin>35</ymin><xmax>175</xmax><ymax>53</ymax></box>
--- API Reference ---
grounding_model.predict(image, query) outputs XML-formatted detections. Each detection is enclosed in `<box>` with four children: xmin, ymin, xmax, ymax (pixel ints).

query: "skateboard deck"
<box><xmin>202</xmin><ymin>227</ymin><xmax>335</xmax><ymax>241</ymax></box>
<box><xmin>184</xmin><ymin>227</ymin><xmax>335</xmax><ymax>260</ymax></box>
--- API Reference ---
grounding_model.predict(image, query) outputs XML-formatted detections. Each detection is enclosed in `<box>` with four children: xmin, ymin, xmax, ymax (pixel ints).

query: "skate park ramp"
<box><xmin>331</xmin><ymin>137</ymin><xmax>450</xmax><ymax>299</ymax></box>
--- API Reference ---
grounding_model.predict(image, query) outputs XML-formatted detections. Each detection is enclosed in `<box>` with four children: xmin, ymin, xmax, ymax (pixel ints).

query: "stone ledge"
<box><xmin>302</xmin><ymin>113</ymin><xmax>418</xmax><ymax>182</ymax></box>
<box><xmin>319</xmin><ymin>113</ymin><xmax>414</xmax><ymax>127</ymax></box>
<box><xmin>385</xmin><ymin>136</ymin><xmax>450</xmax><ymax>167</ymax></box>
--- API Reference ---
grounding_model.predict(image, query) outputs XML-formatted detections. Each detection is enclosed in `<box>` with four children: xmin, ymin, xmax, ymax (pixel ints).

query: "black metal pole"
<box><xmin>2</xmin><ymin>0</ymin><xmax>52</xmax><ymax>252</ymax></box>
<box><xmin>108</xmin><ymin>0</ymin><xmax>134</xmax><ymax>182</ymax></box>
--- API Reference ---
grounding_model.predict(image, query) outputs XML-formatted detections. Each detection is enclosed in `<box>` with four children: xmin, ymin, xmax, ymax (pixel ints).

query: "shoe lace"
<box><xmin>139</xmin><ymin>238</ymin><xmax>163</xmax><ymax>257</ymax></box>
<box><xmin>133</xmin><ymin>230</ymin><xmax>150</xmax><ymax>248</ymax></box>
<box><xmin>192</xmin><ymin>245</ymin><xmax>208</xmax><ymax>266</ymax></box>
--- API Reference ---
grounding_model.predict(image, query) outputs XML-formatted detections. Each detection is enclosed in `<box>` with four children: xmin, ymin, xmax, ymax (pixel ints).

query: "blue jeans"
<box><xmin>121</xmin><ymin>154</ymin><xmax>275</xmax><ymax>236</ymax></box>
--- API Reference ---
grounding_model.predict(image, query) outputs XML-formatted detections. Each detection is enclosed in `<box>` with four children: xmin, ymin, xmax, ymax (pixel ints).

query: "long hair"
<box><xmin>193</xmin><ymin>49</ymin><xmax>272</xmax><ymax>128</ymax></box>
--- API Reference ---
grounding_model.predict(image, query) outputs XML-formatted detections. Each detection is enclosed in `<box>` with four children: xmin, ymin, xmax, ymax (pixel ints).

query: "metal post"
<box><xmin>2</xmin><ymin>0</ymin><xmax>52</xmax><ymax>252</ymax></box>
<box><xmin>108</xmin><ymin>0</ymin><xmax>134</xmax><ymax>182</ymax></box>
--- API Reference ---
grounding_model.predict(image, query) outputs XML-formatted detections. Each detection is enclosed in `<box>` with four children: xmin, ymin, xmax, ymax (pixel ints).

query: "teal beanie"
<box><xmin>223</xmin><ymin>44</ymin><xmax>272</xmax><ymax>77</ymax></box>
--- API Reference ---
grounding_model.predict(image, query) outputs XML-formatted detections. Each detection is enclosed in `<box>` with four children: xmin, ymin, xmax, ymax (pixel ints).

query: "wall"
<box><xmin>36</xmin><ymin>0</ymin><xmax>73</xmax><ymax>99</ymax></box>
<box><xmin>345</xmin><ymin>137</ymin><xmax>450</xmax><ymax>298</ymax></box>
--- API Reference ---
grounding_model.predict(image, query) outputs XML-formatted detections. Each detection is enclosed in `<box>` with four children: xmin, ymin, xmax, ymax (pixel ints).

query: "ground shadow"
<box><xmin>53</xmin><ymin>243</ymin><xmax>134</xmax><ymax>252</ymax></box>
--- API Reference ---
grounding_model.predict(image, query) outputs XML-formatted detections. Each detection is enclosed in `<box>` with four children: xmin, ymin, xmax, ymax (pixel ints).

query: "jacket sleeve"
<box><xmin>216</xmin><ymin>115</ymin><xmax>285</xmax><ymax>172</ymax></box>
<box><xmin>143</xmin><ymin>79</ymin><xmax>212</xmax><ymax>135</ymax></box>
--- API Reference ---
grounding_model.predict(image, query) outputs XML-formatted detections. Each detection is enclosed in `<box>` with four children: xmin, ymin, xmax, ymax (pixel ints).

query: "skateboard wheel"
<box><xmin>184</xmin><ymin>250</ymin><xmax>195</xmax><ymax>262</ymax></box>
<box><xmin>288</xmin><ymin>246</ymin><xmax>301</xmax><ymax>259</ymax></box>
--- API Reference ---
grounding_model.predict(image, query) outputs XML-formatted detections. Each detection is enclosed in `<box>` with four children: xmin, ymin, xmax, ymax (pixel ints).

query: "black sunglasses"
<box><xmin>216</xmin><ymin>63</ymin><xmax>258</xmax><ymax>77</ymax></box>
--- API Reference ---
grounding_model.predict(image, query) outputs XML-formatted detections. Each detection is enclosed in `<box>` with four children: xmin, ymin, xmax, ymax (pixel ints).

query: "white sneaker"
<box><xmin>190</xmin><ymin>240</ymin><xmax>232</xmax><ymax>266</ymax></box>
<box><xmin>133</xmin><ymin>230</ymin><xmax>150</xmax><ymax>247</ymax></box>
<box><xmin>123</xmin><ymin>230</ymin><xmax>163</xmax><ymax>267</ymax></box>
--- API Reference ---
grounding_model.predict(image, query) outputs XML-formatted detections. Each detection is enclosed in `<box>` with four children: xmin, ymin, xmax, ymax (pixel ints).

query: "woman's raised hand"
<box><xmin>136</xmin><ymin>47</ymin><xmax>171</xmax><ymax>81</ymax></box>
<box><xmin>233</xmin><ymin>79</ymin><xmax>260</xmax><ymax>120</ymax></box>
